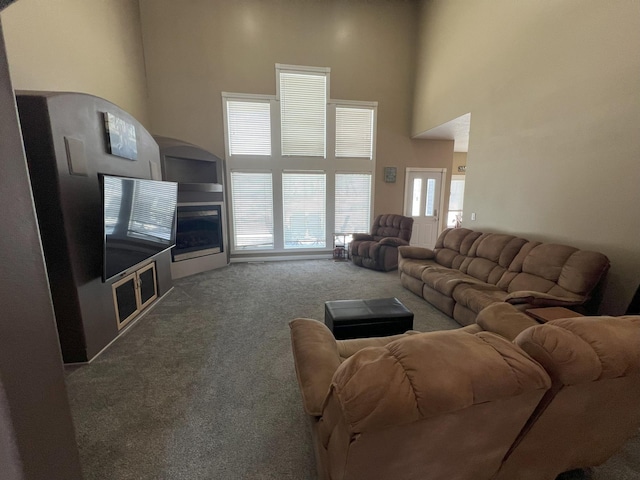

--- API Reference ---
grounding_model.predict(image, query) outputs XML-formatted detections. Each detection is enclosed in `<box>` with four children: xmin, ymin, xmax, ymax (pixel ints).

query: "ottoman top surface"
<box><xmin>325</xmin><ymin>298</ymin><xmax>413</xmax><ymax>321</ymax></box>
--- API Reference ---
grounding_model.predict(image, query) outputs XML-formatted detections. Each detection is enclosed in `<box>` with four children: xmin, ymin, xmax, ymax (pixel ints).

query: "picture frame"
<box><xmin>384</xmin><ymin>166</ymin><xmax>397</xmax><ymax>183</ymax></box>
<box><xmin>104</xmin><ymin>112</ymin><xmax>138</xmax><ymax>161</ymax></box>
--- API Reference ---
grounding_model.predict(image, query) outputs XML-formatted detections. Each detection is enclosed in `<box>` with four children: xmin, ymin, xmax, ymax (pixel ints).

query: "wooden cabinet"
<box><xmin>112</xmin><ymin>262</ymin><xmax>158</xmax><ymax>330</ymax></box>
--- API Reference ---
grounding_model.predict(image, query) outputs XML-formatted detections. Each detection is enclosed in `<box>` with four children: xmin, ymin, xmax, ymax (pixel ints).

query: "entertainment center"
<box><xmin>16</xmin><ymin>91</ymin><xmax>176</xmax><ymax>363</ymax></box>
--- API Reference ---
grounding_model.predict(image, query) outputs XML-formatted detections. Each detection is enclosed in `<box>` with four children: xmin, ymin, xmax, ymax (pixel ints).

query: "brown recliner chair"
<box><xmin>492</xmin><ymin>314</ymin><xmax>640</xmax><ymax>480</ymax></box>
<box><xmin>289</xmin><ymin>318</ymin><xmax>551</xmax><ymax>480</ymax></box>
<box><xmin>349</xmin><ymin>214</ymin><xmax>413</xmax><ymax>271</ymax></box>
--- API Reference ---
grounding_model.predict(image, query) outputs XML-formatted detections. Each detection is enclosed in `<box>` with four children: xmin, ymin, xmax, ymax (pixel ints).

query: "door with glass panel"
<box><xmin>403</xmin><ymin>168</ymin><xmax>443</xmax><ymax>249</ymax></box>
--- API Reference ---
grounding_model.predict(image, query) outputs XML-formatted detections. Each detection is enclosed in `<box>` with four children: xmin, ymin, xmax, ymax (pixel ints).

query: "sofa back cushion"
<box><xmin>370</xmin><ymin>214</ymin><xmax>413</xmax><ymax>242</ymax></box>
<box><xmin>502</xmin><ymin>244</ymin><xmax>610</xmax><ymax>298</ymax></box>
<box><xmin>321</xmin><ymin>329</ymin><xmax>551</xmax><ymax>480</ymax></box>
<box><xmin>493</xmin><ymin>316</ymin><xmax>640</xmax><ymax>480</ymax></box>
<box><xmin>434</xmin><ymin>229</ymin><xmax>528</xmax><ymax>285</ymax></box>
<box><xmin>433</xmin><ymin>228</ymin><xmax>481</xmax><ymax>268</ymax></box>
<box><xmin>431</xmin><ymin>229</ymin><xmax>610</xmax><ymax>302</ymax></box>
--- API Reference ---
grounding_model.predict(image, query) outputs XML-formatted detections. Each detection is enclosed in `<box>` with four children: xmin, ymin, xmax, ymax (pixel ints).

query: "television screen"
<box><xmin>102</xmin><ymin>175</ymin><xmax>178</xmax><ymax>281</ymax></box>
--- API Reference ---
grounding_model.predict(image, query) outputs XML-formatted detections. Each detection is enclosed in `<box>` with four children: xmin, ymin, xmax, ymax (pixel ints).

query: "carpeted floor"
<box><xmin>65</xmin><ymin>260</ymin><xmax>640</xmax><ymax>480</ymax></box>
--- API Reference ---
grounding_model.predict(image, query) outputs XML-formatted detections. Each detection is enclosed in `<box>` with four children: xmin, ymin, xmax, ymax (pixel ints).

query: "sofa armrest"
<box><xmin>476</xmin><ymin>303</ymin><xmax>540</xmax><ymax>341</ymax></box>
<box><xmin>352</xmin><ymin>233</ymin><xmax>374</xmax><ymax>241</ymax></box>
<box><xmin>398</xmin><ymin>245</ymin><xmax>435</xmax><ymax>260</ymax></box>
<box><xmin>505</xmin><ymin>290</ymin><xmax>584</xmax><ymax>308</ymax></box>
<box><xmin>289</xmin><ymin>318</ymin><xmax>342</xmax><ymax>416</ymax></box>
<box><xmin>378</xmin><ymin>237</ymin><xmax>410</xmax><ymax>247</ymax></box>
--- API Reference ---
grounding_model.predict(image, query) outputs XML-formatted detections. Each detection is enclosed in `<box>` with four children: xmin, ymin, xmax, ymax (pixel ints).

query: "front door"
<box><xmin>403</xmin><ymin>168</ymin><xmax>444</xmax><ymax>249</ymax></box>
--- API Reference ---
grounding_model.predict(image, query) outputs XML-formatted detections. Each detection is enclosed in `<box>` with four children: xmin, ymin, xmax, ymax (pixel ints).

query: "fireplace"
<box><xmin>172</xmin><ymin>203</ymin><xmax>223</xmax><ymax>262</ymax></box>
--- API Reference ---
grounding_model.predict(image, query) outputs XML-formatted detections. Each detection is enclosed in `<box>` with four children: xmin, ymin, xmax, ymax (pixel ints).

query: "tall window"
<box><xmin>223</xmin><ymin>65</ymin><xmax>376</xmax><ymax>255</ymax></box>
<box><xmin>279</xmin><ymin>69</ymin><xmax>327</xmax><ymax>157</ymax></box>
<box><xmin>335</xmin><ymin>173</ymin><xmax>371</xmax><ymax>233</ymax></box>
<box><xmin>335</xmin><ymin>107</ymin><xmax>374</xmax><ymax>159</ymax></box>
<box><xmin>283</xmin><ymin>173</ymin><xmax>326</xmax><ymax>248</ymax></box>
<box><xmin>230</xmin><ymin>172</ymin><xmax>274</xmax><ymax>249</ymax></box>
<box><xmin>447</xmin><ymin>175</ymin><xmax>465</xmax><ymax>227</ymax></box>
<box><xmin>226</xmin><ymin>100</ymin><xmax>271</xmax><ymax>156</ymax></box>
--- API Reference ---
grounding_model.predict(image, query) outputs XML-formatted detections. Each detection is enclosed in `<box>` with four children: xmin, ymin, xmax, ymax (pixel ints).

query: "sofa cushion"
<box><xmin>421</xmin><ymin>267</ymin><xmax>485</xmax><ymax>297</ymax></box>
<box><xmin>515</xmin><ymin>316</ymin><xmax>640</xmax><ymax>385</ymax></box>
<box><xmin>371</xmin><ymin>214</ymin><xmax>413</xmax><ymax>242</ymax></box>
<box><xmin>452</xmin><ymin>283</ymin><xmax>510</xmax><ymax>314</ymax></box>
<box><xmin>330</xmin><ymin>329</ymin><xmax>550</xmax><ymax>433</ymax></box>
<box><xmin>401</xmin><ymin>258</ymin><xmax>438</xmax><ymax>279</ymax></box>
<box><xmin>505</xmin><ymin>244</ymin><xmax>610</xmax><ymax>301</ymax></box>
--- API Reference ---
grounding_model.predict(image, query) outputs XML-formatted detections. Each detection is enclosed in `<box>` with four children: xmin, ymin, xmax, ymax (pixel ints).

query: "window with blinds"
<box><xmin>335</xmin><ymin>107</ymin><xmax>374</xmax><ymax>159</ymax></box>
<box><xmin>447</xmin><ymin>176</ymin><xmax>465</xmax><ymax>227</ymax></box>
<box><xmin>224</xmin><ymin>64</ymin><xmax>377</xmax><ymax>255</ymax></box>
<box><xmin>230</xmin><ymin>172</ymin><xmax>274</xmax><ymax>249</ymax></box>
<box><xmin>283</xmin><ymin>173</ymin><xmax>326</xmax><ymax>248</ymax></box>
<box><xmin>335</xmin><ymin>173</ymin><xmax>371</xmax><ymax>234</ymax></box>
<box><xmin>280</xmin><ymin>71</ymin><xmax>326</xmax><ymax>157</ymax></box>
<box><xmin>227</xmin><ymin>100</ymin><xmax>271</xmax><ymax>156</ymax></box>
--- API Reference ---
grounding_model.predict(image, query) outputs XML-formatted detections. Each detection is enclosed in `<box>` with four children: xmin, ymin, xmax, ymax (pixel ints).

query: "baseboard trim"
<box><xmin>65</xmin><ymin>287</ymin><xmax>175</xmax><ymax>367</ymax></box>
<box><xmin>231</xmin><ymin>254</ymin><xmax>333</xmax><ymax>263</ymax></box>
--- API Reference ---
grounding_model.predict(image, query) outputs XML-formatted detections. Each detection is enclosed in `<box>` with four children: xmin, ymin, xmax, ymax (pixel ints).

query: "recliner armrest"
<box><xmin>352</xmin><ymin>233</ymin><xmax>374</xmax><ymax>241</ymax></box>
<box><xmin>289</xmin><ymin>318</ymin><xmax>342</xmax><ymax>416</ymax></box>
<box><xmin>398</xmin><ymin>245</ymin><xmax>435</xmax><ymax>260</ymax></box>
<box><xmin>378</xmin><ymin>237</ymin><xmax>410</xmax><ymax>247</ymax></box>
<box><xmin>505</xmin><ymin>290</ymin><xmax>584</xmax><ymax>308</ymax></box>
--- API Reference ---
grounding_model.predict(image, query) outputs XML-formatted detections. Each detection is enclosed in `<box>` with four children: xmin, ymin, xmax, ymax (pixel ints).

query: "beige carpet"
<box><xmin>65</xmin><ymin>260</ymin><xmax>640</xmax><ymax>479</ymax></box>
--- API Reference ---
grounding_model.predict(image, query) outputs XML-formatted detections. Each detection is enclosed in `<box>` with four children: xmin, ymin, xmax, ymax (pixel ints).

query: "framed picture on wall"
<box><xmin>384</xmin><ymin>167</ymin><xmax>397</xmax><ymax>183</ymax></box>
<box><xmin>103</xmin><ymin>112</ymin><xmax>138</xmax><ymax>161</ymax></box>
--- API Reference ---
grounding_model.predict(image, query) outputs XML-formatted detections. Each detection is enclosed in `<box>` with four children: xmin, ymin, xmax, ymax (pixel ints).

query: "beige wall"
<box><xmin>0</xmin><ymin>18</ymin><xmax>82</xmax><ymax>479</ymax></box>
<box><xmin>452</xmin><ymin>152</ymin><xmax>466</xmax><ymax>176</ymax></box>
<box><xmin>1</xmin><ymin>0</ymin><xmax>150</xmax><ymax>125</ymax></box>
<box><xmin>414</xmin><ymin>0</ymin><xmax>640</xmax><ymax>314</ymax></box>
<box><xmin>139</xmin><ymin>0</ymin><xmax>450</xmax><ymax>217</ymax></box>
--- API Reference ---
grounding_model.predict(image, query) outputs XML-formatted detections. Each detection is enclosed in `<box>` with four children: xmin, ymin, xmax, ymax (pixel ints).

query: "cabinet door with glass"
<box><xmin>112</xmin><ymin>262</ymin><xmax>158</xmax><ymax>330</ymax></box>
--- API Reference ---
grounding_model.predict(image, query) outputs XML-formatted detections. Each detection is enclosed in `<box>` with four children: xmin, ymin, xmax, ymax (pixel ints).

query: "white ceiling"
<box><xmin>414</xmin><ymin>112</ymin><xmax>471</xmax><ymax>153</ymax></box>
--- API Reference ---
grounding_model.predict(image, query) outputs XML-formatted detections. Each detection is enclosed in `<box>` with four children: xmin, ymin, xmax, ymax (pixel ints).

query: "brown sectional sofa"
<box><xmin>289</xmin><ymin>307</ymin><xmax>640</xmax><ymax>480</ymax></box>
<box><xmin>398</xmin><ymin>227</ymin><xmax>610</xmax><ymax>326</ymax></box>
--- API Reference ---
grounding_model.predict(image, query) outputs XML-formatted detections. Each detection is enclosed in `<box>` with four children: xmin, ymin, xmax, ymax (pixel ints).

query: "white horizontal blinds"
<box><xmin>280</xmin><ymin>72</ymin><xmax>326</xmax><ymax>157</ymax></box>
<box><xmin>335</xmin><ymin>173</ymin><xmax>371</xmax><ymax>234</ymax></box>
<box><xmin>129</xmin><ymin>181</ymin><xmax>177</xmax><ymax>241</ymax></box>
<box><xmin>227</xmin><ymin>100</ymin><xmax>271</xmax><ymax>156</ymax></box>
<box><xmin>230</xmin><ymin>172</ymin><xmax>274</xmax><ymax>249</ymax></box>
<box><xmin>335</xmin><ymin>107</ymin><xmax>374</xmax><ymax>159</ymax></box>
<box><xmin>449</xmin><ymin>178</ymin><xmax>465</xmax><ymax>211</ymax></box>
<box><xmin>283</xmin><ymin>173</ymin><xmax>326</xmax><ymax>248</ymax></box>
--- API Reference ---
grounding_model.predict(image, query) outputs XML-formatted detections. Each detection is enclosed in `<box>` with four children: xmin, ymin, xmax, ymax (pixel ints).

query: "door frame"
<box><xmin>403</xmin><ymin>167</ymin><xmax>447</xmax><ymax>241</ymax></box>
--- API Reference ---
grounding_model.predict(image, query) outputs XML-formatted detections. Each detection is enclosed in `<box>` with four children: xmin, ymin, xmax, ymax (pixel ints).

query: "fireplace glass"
<box><xmin>172</xmin><ymin>204</ymin><xmax>223</xmax><ymax>261</ymax></box>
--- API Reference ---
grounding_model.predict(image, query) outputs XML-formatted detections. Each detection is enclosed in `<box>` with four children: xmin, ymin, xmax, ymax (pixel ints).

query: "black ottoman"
<box><xmin>324</xmin><ymin>297</ymin><xmax>414</xmax><ymax>340</ymax></box>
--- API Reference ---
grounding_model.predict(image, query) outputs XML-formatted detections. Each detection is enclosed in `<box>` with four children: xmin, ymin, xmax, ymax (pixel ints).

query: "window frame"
<box><xmin>223</xmin><ymin>66</ymin><xmax>377</xmax><ymax>257</ymax></box>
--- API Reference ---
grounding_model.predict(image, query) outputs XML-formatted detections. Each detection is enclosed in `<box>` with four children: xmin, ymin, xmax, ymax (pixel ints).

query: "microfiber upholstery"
<box><xmin>350</xmin><ymin>214</ymin><xmax>413</xmax><ymax>271</ymax></box>
<box><xmin>329</xmin><ymin>330</ymin><xmax>550</xmax><ymax>433</ymax></box>
<box><xmin>290</xmin><ymin>319</ymin><xmax>552</xmax><ymax>480</ymax></box>
<box><xmin>493</xmin><ymin>315</ymin><xmax>640</xmax><ymax>480</ymax></box>
<box><xmin>398</xmin><ymin>228</ymin><xmax>610</xmax><ymax>326</ymax></box>
<box><xmin>290</xmin><ymin>308</ymin><xmax>640</xmax><ymax>480</ymax></box>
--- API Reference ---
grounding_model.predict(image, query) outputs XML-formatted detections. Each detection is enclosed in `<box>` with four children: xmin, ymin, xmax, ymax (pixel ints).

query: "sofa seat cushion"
<box><xmin>401</xmin><ymin>258</ymin><xmax>438</xmax><ymax>279</ymax></box>
<box><xmin>453</xmin><ymin>283</ymin><xmax>510</xmax><ymax>314</ymax></box>
<box><xmin>421</xmin><ymin>266</ymin><xmax>488</xmax><ymax>297</ymax></box>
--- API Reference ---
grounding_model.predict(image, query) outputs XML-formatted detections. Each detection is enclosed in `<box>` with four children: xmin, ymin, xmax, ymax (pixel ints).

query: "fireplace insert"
<box><xmin>172</xmin><ymin>203</ymin><xmax>223</xmax><ymax>261</ymax></box>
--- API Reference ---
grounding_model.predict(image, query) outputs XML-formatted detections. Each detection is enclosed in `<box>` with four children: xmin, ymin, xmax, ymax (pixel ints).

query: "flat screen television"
<box><xmin>101</xmin><ymin>175</ymin><xmax>178</xmax><ymax>281</ymax></box>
